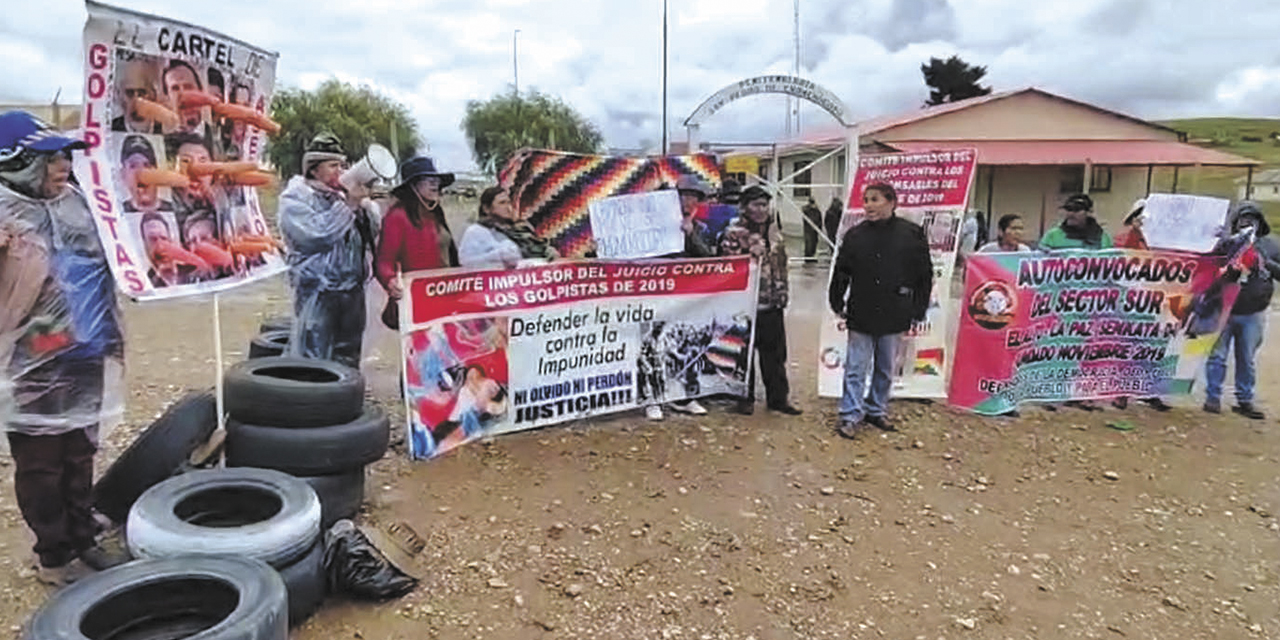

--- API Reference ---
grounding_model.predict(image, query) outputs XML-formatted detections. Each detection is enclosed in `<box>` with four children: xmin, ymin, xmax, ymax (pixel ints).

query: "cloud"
<box><xmin>4</xmin><ymin>0</ymin><xmax>1280</xmax><ymax>170</ymax></box>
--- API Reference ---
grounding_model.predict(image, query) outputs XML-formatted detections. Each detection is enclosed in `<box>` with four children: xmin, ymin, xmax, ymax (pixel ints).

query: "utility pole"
<box><xmin>513</xmin><ymin>29</ymin><xmax>521</xmax><ymax>95</ymax></box>
<box><xmin>661</xmin><ymin>0</ymin><xmax>669</xmax><ymax>155</ymax></box>
<box><xmin>793</xmin><ymin>0</ymin><xmax>800</xmax><ymax>134</ymax></box>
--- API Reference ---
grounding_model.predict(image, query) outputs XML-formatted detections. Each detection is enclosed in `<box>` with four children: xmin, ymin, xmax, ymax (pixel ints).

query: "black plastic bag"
<box><xmin>323</xmin><ymin>520</ymin><xmax>419</xmax><ymax>600</ymax></box>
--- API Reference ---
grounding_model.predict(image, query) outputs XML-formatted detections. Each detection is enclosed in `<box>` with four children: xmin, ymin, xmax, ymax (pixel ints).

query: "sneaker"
<box><xmin>35</xmin><ymin>559</ymin><xmax>95</xmax><ymax>586</ymax></box>
<box><xmin>1142</xmin><ymin>398</ymin><xmax>1172</xmax><ymax>412</ymax></box>
<box><xmin>670</xmin><ymin>400</ymin><xmax>708</xmax><ymax>415</ymax></box>
<box><xmin>645</xmin><ymin>405</ymin><xmax>664</xmax><ymax>421</ymax></box>
<box><xmin>768</xmin><ymin>403</ymin><xmax>803</xmax><ymax>416</ymax></box>
<box><xmin>1112</xmin><ymin>397</ymin><xmax>1129</xmax><ymax>410</ymax></box>
<box><xmin>835</xmin><ymin>420</ymin><xmax>866</xmax><ymax>440</ymax></box>
<box><xmin>732</xmin><ymin>400</ymin><xmax>755</xmax><ymax>416</ymax></box>
<box><xmin>864</xmin><ymin>414</ymin><xmax>897</xmax><ymax>432</ymax></box>
<box><xmin>1232</xmin><ymin>403</ymin><xmax>1265</xmax><ymax>420</ymax></box>
<box><xmin>1203</xmin><ymin>399</ymin><xmax>1222</xmax><ymax>414</ymax></box>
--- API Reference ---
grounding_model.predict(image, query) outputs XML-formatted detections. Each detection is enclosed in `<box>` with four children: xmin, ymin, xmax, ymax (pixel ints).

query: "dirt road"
<box><xmin>1</xmin><ymin>266</ymin><xmax>1277</xmax><ymax>640</ymax></box>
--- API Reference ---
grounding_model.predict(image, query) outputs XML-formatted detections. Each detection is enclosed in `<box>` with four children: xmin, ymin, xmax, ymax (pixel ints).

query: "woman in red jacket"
<box><xmin>376</xmin><ymin>156</ymin><xmax>460</xmax><ymax>302</ymax></box>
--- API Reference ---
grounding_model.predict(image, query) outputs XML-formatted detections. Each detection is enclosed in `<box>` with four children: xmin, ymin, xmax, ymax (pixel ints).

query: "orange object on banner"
<box><xmin>185</xmin><ymin>161</ymin><xmax>261</xmax><ymax>177</ymax></box>
<box><xmin>152</xmin><ymin>239</ymin><xmax>211</xmax><ymax>272</ymax></box>
<box><xmin>225</xmin><ymin>171</ymin><xmax>274</xmax><ymax>186</ymax></box>
<box><xmin>212</xmin><ymin>103</ymin><xmax>282</xmax><ymax>135</ymax></box>
<box><xmin>134</xmin><ymin>98</ymin><xmax>180</xmax><ymax>129</ymax></box>
<box><xmin>227</xmin><ymin>236</ymin><xmax>280</xmax><ymax>257</ymax></box>
<box><xmin>191</xmin><ymin>241</ymin><xmax>234</xmax><ymax>269</ymax></box>
<box><xmin>178</xmin><ymin>91</ymin><xmax>222</xmax><ymax>109</ymax></box>
<box><xmin>136</xmin><ymin>168</ymin><xmax>192</xmax><ymax>188</ymax></box>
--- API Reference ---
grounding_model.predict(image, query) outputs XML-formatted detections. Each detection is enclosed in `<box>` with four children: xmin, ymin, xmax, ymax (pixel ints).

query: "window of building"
<box><xmin>1059</xmin><ymin>165</ymin><xmax>1085</xmax><ymax>193</ymax></box>
<box><xmin>792</xmin><ymin>160</ymin><xmax>812</xmax><ymax>198</ymax></box>
<box><xmin>1090</xmin><ymin>166</ymin><xmax>1112</xmax><ymax>192</ymax></box>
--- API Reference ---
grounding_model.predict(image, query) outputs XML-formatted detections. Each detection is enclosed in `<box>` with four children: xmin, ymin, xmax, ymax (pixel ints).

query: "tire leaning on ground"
<box><xmin>126</xmin><ymin>467</ymin><xmax>320</xmax><ymax>567</ymax></box>
<box><xmin>224</xmin><ymin>356</ymin><xmax>364</xmax><ymax>428</ymax></box>
<box><xmin>23</xmin><ymin>555</ymin><xmax>287</xmax><ymax>640</ymax></box>
<box><xmin>248</xmin><ymin>330</ymin><xmax>291</xmax><ymax>359</ymax></box>
<box><xmin>302</xmin><ymin>469</ymin><xmax>366</xmax><ymax>529</ymax></box>
<box><xmin>259</xmin><ymin>314</ymin><xmax>294</xmax><ymax>335</ymax></box>
<box><xmin>226</xmin><ymin>409</ymin><xmax>390</xmax><ymax>476</ymax></box>
<box><xmin>92</xmin><ymin>390</ymin><xmax>219</xmax><ymax>524</ymax></box>
<box><xmin>276</xmin><ymin>539</ymin><xmax>326</xmax><ymax>625</ymax></box>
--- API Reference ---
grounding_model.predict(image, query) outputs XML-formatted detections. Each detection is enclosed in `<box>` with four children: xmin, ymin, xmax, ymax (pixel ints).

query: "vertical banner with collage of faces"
<box><xmin>817</xmin><ymin>150</ymin><xmax>978</xmax><ymax>399</ymax></box>
<box><xmin>78</xmin><ymin>1</ymin><xmax>286</xmax><ymax>300</ymax></box>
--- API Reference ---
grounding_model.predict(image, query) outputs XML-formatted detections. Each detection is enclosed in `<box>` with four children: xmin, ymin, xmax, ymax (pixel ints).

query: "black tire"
<box><xmin>277</xmin><ymin>539</ymin><xmax>326</xmax><ymax>626</ymax></box>
<box><xmin>224</xmin><ymin>357</ymin><xmax>364</xmax><ymax>428</ymax></box>
<box><xmin>226</xmin><ymin>409</ymin><xmax>390</xmax><ymax>476</ymax></box>
<box><xmin>23</xmin><ymin>555</ymin><xmax>287</xmax><ymax>640</ymax></box>
<box><xmin>259</xmin><ymin>314</ymin><xmax>294</xmax><ymax>335</ymax></box>
<box><xmin>302</xmin><ymin>469</ymin><xmax>366</xmax><ymax>529</ymax></box>
<box><xmin>127</xmin><ymin>468</ymin><xmax>321</xmax><ymax>567</ymax></box>
<box><xmin>92</xmin><ymin>390</ymin><xmax>218</xmax><ymax>524</ymax></box>
<box><xmin>248</xmin><ymin>330</ymin><xmax>290</xmax><ymax>359</ymax></box>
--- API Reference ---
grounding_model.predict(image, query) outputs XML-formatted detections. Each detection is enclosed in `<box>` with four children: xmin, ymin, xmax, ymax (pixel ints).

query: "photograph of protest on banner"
<box><xmin>637</xmin><ymin>312</ymin><xmax>753</xmax><ymax>404</ymax></box>
<box><xmin>404</xmin><ymin>317</ymin><xmax>511</xmax><ymax>458</ymax></box>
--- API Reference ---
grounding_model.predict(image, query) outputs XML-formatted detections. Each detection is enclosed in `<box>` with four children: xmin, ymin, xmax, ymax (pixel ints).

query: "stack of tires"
<box><xmin>249</xmin><ymin>314</ymin><xmax>293</xmax><ymax>359</ymax></box>
<box><xmin>125</xmin><ymin>467</ymin><xmax>323</xmax><ymax>626</ymax></box>
<box><xmin>223</xmin><ymin>356</ymin><xmax>390</xmax><ymax>528</ymax></box>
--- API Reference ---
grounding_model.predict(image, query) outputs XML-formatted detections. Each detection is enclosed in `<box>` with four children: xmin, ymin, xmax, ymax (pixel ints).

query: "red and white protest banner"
<box><xmin>78</xmin><ymin>1</ymin><xmax>286</xmax><ymax>300</ymax></box>
<box><xmin>819</xmin><ymin>149</ymin><xmax>978</xmax><ymax>399</ymax></box>
<box><xmin>400</xmin><ymin>257</ymin><xmax>760</xmax><ymax>459</ymax></box>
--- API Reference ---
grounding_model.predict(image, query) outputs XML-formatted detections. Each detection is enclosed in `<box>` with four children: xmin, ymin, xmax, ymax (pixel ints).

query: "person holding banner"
<box><xmin>1204</xmin><ymin>201</ymin><xmax>1280</xmax><ymax>420</ymax></box>
<box><xmin>978</xmin><ymin>214</ymin><xmax>1030</xmax><ymax>253</ymax></box>
<box><xmin>0</xmin><ymin>111</ymin><xmax>126</xmax><ymax>584</ymax></box>
<box><xmin>828</xmin><ymin>182</ymin><xmax>932</xmax><ymax>437</ymax></box>
<box><xmin>458</xmin><ymin>186</ymin><xmax>556</xmax><ymax>269</ymax></box>
<box><xmin>280</xmin><ymin>133</ymin><xmax>376</xmax><ymax>368</ymax></box>
<box><xmin>1039</xmin><ymin>194</ymin><xmax>1113</xmax><ymax>250</ymax></box>
<box><xmin>720</xmin><ymin>185</ymin><xmax>802</xmax><ymax>416</ymax></box>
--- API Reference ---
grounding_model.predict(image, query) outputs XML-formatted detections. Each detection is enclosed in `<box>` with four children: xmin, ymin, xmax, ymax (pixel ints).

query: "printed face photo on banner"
<box><xmin>111</xmin><ymin>50</ymin><xmax>268</xmax><ymax>289</ymax></box>
<box><xmin>405</xmin><ymin>317</ymin><xmax>511</xmax><ymax>459</ymax></box>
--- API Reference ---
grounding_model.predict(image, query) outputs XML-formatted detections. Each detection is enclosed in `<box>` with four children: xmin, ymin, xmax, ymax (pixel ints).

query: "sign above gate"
<box><xmin>683</xmin><ymin>75</ymin><xmax>852</xmax><ymax>128</ymax></box>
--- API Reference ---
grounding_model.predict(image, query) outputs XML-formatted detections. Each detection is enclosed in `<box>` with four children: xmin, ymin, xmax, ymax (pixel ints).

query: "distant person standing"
<box><xmin>1039</xmin><ymin>194</ymin><xmax>1113</xmax><ymax>250</ymax></box>
<box><xmin>719</xmin><ymin>186</ymin><xmax>802</xmax><ymax>416</ymax></box>
<box><xmin>828</xmin><ymin>182</ymin><xmax>932</xmax><ymax>438</ymax></box>
<box><xmin>1113</xmin><ymin>199</ymin><xmax>1149</xmax><ymax>249</ymax></box>
<box><xmin>823</xmin><ymin>197</ymin><xmax>843</xmax><ymax>247</ymax></box>
<box><xmin>978</xmin><ymin>214</ymin><xmax>1031</xmax><ymax>252</ymax></box>
<box><xmin>802</xmin><ymin>196</ymin><xmax>823</xmax><ymax>258</ymax></box>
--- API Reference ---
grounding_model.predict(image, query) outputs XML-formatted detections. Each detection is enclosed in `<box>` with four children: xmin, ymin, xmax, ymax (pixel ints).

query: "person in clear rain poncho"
<box><xmin>0</xmin><ymin>111</ymin><xmax>125</xmax><ymax>585</ymax></box>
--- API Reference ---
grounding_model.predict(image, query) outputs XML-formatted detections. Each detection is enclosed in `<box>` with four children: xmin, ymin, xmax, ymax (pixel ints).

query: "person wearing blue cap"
<box><xmin>0</xmin><ymin>110</ymin><xmax>125</xmax><ymax>584</ymax></box>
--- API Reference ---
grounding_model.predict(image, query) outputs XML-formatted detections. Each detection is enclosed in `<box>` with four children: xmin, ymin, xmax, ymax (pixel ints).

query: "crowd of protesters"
<box><xmin>1</xmin><ymin>108</ymin><xmax>1277</xmax><ymax>587</ymax></box>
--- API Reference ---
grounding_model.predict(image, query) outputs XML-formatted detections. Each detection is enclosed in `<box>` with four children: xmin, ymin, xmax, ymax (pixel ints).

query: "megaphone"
<box><xmin>340</xmin><ymin>144</ymin><xmax>397</xmax><ymax>196</ymax></box>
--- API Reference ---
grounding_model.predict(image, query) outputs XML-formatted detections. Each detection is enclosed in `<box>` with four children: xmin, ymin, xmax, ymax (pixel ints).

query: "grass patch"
<box><xmin>1157</xmin><ymin>117</ymin><xmax>1280</xmax><ymax>228</ymax></box>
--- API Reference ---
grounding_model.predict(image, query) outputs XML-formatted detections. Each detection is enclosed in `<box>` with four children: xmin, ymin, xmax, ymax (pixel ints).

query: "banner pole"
<box><xmin>213</xmin><ymin>292</ymin><xmax>226</xmax><ymax>432</ymax></box>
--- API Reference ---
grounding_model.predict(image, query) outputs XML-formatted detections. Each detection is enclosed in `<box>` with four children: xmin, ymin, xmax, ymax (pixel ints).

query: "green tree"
<box><xmin>920</xmin><ymin>55</ymin><xmax>992</xmax><ymax>106</ymax></box>
<box><xmin>462</xmin><ymin>91</ymin><xmax>604</xmax><ymax>174</ymax></box>
<box><xmin>268</xmin><ymin>79</ymin><xmax>421</xmax><ymax>177</ymax></box>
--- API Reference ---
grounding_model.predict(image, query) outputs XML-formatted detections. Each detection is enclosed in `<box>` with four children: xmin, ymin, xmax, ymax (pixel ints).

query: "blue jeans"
<box><xmin>838</xmin><ymin>330</ymin><xmax>899</xmax><ymax>422</ymax></box>
<box><xmin>1205</xmin><ymin>311</ymin><xmax>1267</xmax><ymax>404</ymax></box>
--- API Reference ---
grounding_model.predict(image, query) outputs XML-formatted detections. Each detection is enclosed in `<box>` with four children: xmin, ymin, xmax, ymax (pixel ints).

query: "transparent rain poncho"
<box><xmin>0</xmin><ymin>178</ymin><xmax>125</xmax><ymax>441</ymax></box>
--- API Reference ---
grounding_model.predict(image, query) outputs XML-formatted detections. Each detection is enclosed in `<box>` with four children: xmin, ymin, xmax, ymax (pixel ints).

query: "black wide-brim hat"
<box><xmin>394</xmin><ymin>156</ymin><xmax>455</xmax><ymax>195</ymax></box>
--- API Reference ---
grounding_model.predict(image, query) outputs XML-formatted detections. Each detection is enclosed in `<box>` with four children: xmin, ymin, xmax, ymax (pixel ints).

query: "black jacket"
<box><xmin>828</xmin><ymin>215</ymin><xmax>933</xmax><ymax>336</ymax></box>
<box><xmin>1232</xmin><ymin>235</ymin><xmax>1280</xmax><ymax>315</ymax></box>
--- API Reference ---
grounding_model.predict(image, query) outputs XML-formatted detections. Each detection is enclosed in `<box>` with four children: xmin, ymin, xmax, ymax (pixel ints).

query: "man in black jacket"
<box><xmin>1204</xmin><ymin>201</ymin><xmax>1280</xmax><ymax>419</ymax></box>
<box><xmin>828</xmin><ymin>182</ymin><xmax>933</xmax><ymax>437</ymax></box>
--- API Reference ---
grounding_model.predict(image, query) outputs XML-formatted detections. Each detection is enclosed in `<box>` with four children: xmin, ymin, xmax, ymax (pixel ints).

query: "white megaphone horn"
<box><xmin>340</xmin><ymin>143</ymin><xmax>397</xmax><ymax>196</ymax></box>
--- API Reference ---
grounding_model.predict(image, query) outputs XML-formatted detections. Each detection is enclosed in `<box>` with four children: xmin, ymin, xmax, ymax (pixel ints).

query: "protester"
<box><xmin>1113</xmin><ymin>199</ymin><xmax>1149</xmax><ymax>250</ymax></box>
<box><xmin>279</xmin><ymin>133</ymin><xmax>375</xmax><ymax>368</ymax></box>
<box><xmin>719</xmin><ymin>185</ymin><xmax>802</xmax><ymax>416</ymax></box>
<box><xmin>1039</xmin><ymin>193</ymin><xmax>1113</xmax><ymax>250</ymax></box>
<box><xmin>958</xmin><ymin>210</ymin><xmax>980</xmax><ymax>261</ymax></box>
<box><xmin>0</xmin><ymin>111</ymin><xmax>125</xmax><ymax>584</ymax></box>
<box><xmin>1039</xmin><ymin>193</ymin><xmax>1112</xmax><ymax>411</ymax></box>
<box><xmin>827</xmin><ymin>182</ymin><xmax>932</xmax><ymax>437</ymax></box>
<box><xmin>823</xmin><ymin>197</ymin><xmax>843</xmax><ymax>246</ymax></box>
<box><xmin>802</xmin><ymin>196</ymin><xmax>823</xmax><ymax>258</ymax></box>
<box><xmin>458</xmin><ymin>185</ymin><xmax>555</xmax><ymax>269</ymax></box>
<box><xmin>1204</xmin><ymin>201</ymin><xmax>1280</xmax><ymax>419</ymax></box>
<box><xmin>375</xmin><ymin>156</ymin><xmax>460</xmax><ymax>332</ymax></box>
<box><xmin>642</xmin><ymin>176</ymin><xmax>715</xmax><ymax>421</ymax></box>
<box><xmin>978</xmin><ymin>214</ymin><xmax>1031</xmax><ymax>252</ymax></box>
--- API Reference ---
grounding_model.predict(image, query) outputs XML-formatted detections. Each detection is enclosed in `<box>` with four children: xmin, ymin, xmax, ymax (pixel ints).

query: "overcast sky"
<box><xmin>4</xmin><ymin>0</ymin><xmax>1279</xmax><ymax>170</ymax></box>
